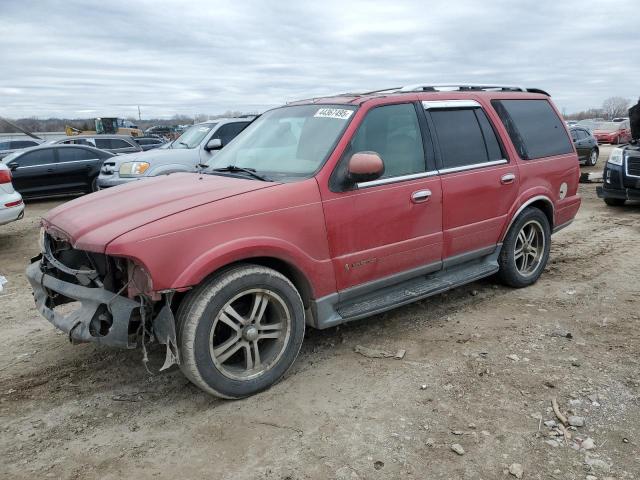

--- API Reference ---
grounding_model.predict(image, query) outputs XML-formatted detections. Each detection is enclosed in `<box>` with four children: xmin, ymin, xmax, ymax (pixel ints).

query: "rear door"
<box><xmin>571</xmin><ymin>129</ymin><xmax>588</xmax><ymax>161</ymax></box>
<box><xmin>55</xmin><ymin>147</ymin><xmax>102</xmax><ymax>191</ymax></box>
<box><xmin>425</xmin><ymin>100</ymin><xmax>518</xmax><ymax>261</ymax></box>
<box><xmin>6</xmin><ymin>148</ymin><xmax>59</xmax><ymax>196</ymax></box>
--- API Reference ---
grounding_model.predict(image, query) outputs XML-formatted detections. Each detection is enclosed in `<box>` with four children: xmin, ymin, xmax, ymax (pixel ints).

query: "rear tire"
<box><xmin>604</xmin><ymin>198</ymin><xmax>625</xmax><ymax>207</ymax></box>
<box><xmin>90</xmin><ymin>176</ymin><xmax>99</xmax><ymax>192</ymax></box>
<box><xmin>177</xmin><ymin>265</ymin><xmax>305</xmax><ymax>399</ymax></box>
<box><xmin>498</xmin><ymin>207</ymin><xmax>551</xmax><ymax>288</ymax></box>
<box><xmin>587</xmin><ymin>148</ymin><xmax>598</xmax><ymax>166</ymax></box>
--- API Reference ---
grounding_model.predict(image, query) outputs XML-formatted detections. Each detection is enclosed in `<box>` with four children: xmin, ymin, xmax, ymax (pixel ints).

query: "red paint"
<box><xmin>42</xmin><ymin>91</ymin><xmax>581</xmax><ymax>301</ymax></box>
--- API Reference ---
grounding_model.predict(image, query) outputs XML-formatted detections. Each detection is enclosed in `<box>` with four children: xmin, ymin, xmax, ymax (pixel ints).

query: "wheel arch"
<box><xmin>501</xmin><ymin>195</ymin><xmax>554</xmax><ymax>241</ymax></box>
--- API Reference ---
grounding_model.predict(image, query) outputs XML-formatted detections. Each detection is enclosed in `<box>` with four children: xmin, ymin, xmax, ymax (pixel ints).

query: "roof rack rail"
<box><xmin>396</xmin><ymin>84</ymin><xmax>550</xmax><ymax>96</ymax></box>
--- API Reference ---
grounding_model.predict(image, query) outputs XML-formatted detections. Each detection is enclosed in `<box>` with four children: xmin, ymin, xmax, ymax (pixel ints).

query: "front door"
<box><xmin>7</xmin><ymin>148</ymin><xmax>59</xmax><ymax>196</ymax></box>
<box><xmin>322</xmin><ymin>102</ymin><xmax>443</xmax><ymax>292</ymax></box>
<box><xmin>425</xmin><ymin>101</ymin><xmax>519</xmax><ymax>260</ymax></box>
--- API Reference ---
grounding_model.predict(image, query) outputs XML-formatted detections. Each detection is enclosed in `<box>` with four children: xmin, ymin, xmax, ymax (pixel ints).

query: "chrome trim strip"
<box><xmin>13</xmin><ymin>159</ymin><xmax>98</xmax><ymax>169</ymax></box>
<box><xmin>438</xmin><ymin>159</ymin><xmax>508</xmax><ymax>174</ymax></box>
<box><xmin>357</xmin><ymin>170</ymin><xmax>438</xmax><ymax>188</ymax></box>
<box><xmin>422</xmin><ymin>100</ymin><xmax>481</xmax><ymax>109</ymax></box>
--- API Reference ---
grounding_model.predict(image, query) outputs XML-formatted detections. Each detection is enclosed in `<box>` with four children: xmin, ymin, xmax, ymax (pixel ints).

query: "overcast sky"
<box><xmin>1</xmin><ymin>0</ymin><xmax>638</xmax><ymax>119</ymax></box>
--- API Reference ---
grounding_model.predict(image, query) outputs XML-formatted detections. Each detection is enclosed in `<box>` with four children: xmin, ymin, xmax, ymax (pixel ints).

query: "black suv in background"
<box><xmin>570</xmin><ymin>126</ymin><xmax>599</xmax><ymax>166</ymax></box>
<box><xmin>597</xmin><ymin>99</ymin><xmax>640</xmax><ymax>206</ymax></box>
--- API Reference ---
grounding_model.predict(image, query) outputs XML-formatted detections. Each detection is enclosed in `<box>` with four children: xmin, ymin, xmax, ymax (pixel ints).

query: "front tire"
<box><xmin>498</xmin><ymin>207</ymin><xmax>551</xmax><ymax>288</ymax></box>
<box><xmin>177</xmin><ymin>265</ymin><xmax>305</xmax><ymax>399</ymax></box>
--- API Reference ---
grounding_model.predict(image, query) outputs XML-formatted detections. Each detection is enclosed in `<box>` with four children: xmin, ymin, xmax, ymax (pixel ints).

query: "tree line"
<box><xmin>0</xmin><ymin>111</ymin><xmax>253</xmax><ymax>134</ymax></box>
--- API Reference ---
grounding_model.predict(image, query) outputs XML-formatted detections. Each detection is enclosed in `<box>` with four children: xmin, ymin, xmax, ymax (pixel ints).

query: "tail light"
<box><xmin>0</xmin><ymin>169</ymin><xmax>11</xmax><ymax>184</ymax></box>
<box><xmin>4</xmin><ymin>199</ymin><xmax>22</xmax><ymax>208</ymax></box>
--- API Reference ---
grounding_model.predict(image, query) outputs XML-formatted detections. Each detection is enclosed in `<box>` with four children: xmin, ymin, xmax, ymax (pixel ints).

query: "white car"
<box><xmin>0</xmin><ymin>163</ymin><xmax>24</xmax><ymax>225</ymax></box>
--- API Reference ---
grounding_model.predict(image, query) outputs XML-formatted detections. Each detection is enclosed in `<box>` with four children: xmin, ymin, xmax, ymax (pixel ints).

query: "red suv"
<box><xmin>27</xmin><ymin>84</ymin><xmax>581</xmax><ymax>398</ymax></box>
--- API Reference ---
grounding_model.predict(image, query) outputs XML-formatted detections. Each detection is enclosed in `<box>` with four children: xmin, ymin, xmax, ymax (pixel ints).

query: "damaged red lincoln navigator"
<box><xmin>27</xmin><ymin>84</ymin><xmax>581</xmax><ymax>398</ymax></box>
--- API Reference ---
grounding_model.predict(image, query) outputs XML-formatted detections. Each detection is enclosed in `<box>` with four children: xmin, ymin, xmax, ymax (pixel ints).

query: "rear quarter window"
<box><xmin>491</xmin><ymin>99</ymin><xmax>573</xmax><ymax>160</ymax></box>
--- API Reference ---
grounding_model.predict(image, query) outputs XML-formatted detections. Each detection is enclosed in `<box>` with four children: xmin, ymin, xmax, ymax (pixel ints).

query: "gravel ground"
<box><xmin>1</xmin><ymin>145</ymin><xmax>639</xmax><ymax>479</ymax></box>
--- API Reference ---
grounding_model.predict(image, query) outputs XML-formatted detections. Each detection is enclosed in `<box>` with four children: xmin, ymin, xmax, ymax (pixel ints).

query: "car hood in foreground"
<box><xmin>43</xmin><ymin>173</ymin><xmax>277</xmax><ymax>251</ymax></box>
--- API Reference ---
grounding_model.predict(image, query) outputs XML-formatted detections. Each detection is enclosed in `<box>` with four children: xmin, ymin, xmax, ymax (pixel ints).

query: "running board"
<box><xmin>312</xmin><ymin>252</ymin><xmax>500</xmax><ymax>329</ymax></box>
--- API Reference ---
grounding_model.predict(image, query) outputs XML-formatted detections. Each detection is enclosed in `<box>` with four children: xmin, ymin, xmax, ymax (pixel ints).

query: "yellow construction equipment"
<box><xmin>65</xmin><ymin>117</ymin><xmax>143</xmax><ymax>137</ymax></box>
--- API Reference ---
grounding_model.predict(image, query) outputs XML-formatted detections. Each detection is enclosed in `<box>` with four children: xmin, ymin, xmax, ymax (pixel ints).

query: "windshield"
<box><xmin>171</xmin><ymin>123</ymin><xmax>216</xmax><ymax>149</ymax></box>
<box><xmin>208</xmin><ymin>105</ymin><xmax>356</xmax><ymax>179</ymax></box>
<box><xmin>593</xmin><ymin>122</ymin><xmax>620</xmax><ymax>132</ymax></box>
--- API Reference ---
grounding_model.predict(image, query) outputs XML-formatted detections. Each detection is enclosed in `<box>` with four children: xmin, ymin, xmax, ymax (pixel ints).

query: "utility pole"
<box><xmin>137</xmin><ymin>106</ymin><xmax>141</xmax><ymax>121</ymax></box>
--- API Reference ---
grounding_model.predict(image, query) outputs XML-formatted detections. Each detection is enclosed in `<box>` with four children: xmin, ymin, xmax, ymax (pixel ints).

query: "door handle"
<box><xmin>411</xmin><ymin>189</ymin><xmax>432</xmax><ymax>203</ymax></box>
<box><xmin>500</xmin><ymin>173</ymin><xmax>516</xmax><ymax>184</ymax></box>
<box><xmin>47</xmin><ymin>168</ymin><xmax>54</xmax><ymax>173</ymax></box>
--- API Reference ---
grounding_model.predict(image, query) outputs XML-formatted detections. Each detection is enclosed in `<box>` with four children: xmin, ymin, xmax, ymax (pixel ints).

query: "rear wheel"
<box><xmin>587</xmin><ymin>148</ymin><xmax>598</xmax><ymax>166</ymax></box>
<box><xmin>498</xmin><ymin>207</ymin><xmax>551</xmax><ymax>288</ymax></box>
<box><xmin>90</xmin><ymin>176</ymin><xmax>99</xmax><ymax>192</ymax></box>
<box><xmin>177</xmin><ymin>265</ymin><xmax>305</xmax><ymax>398</ymax></box>
<box><xmin>604</xmin><ymin>197</ymin><xmax>625</xmax><ymax>207</ymax></box>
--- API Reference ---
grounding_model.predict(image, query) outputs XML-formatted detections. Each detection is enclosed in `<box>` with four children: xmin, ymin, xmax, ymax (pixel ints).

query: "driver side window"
<box><xmin>350</xmin><ymin>104</ymin><xmax>426</xmax><ymax>178</ymax></box>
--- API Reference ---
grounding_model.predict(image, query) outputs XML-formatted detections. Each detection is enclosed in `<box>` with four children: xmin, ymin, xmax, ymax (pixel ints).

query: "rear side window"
<box><xmin>492</xmin><ymin>99</ymin><xmax>573</xmax><ymax>159</ymax></box>
<box><xmin>212</xmin><ymin>122</ymin><xmax>250</xmax><ymax>146</ymax></box>
<box><xmin>58</xmin><ymin>148</ymin><xmax>96</xmax><ymax>162</ymax></box>
<box><xmin>94</xmin><ymin>138</ymin><xmax>112</xmax><ymax>149</ymax></box>
<box><xmin>350</xmin><ymin>103</ymin><xmax>425</xmax><ymax>178</ymax></box>
<box><xmin>110</xmin><ymin>139</ymin><xmax>134</xmax><ymax>149</ymax></box>
<box><xmin>429</xmin><ymin>108</ymin><xmax>503</xmax><ymax>169</ymax></box>
<box><xmin>13</xmin><ymin>140</ymin><xmax>38</xmax><ymax>148</ymax></box>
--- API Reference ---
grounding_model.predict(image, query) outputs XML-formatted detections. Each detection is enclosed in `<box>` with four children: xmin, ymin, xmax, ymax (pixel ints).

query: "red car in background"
<box><xmin>592</xmin><ymin>121</ymin><xmax>632</xmax><ymax>144</ymax></box>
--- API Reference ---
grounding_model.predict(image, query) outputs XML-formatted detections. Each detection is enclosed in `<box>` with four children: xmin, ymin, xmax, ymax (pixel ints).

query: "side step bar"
<box><xmin>312</xmin><ymin>249</ymin><xmax>500</xmax><ymax>329</ymax></box>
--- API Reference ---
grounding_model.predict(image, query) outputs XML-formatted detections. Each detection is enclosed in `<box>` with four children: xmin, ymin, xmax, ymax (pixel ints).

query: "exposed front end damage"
<box><xmin>26</xmin><ymin>230</ymin><xmax>179</xmax><ymax>369</ymax></box>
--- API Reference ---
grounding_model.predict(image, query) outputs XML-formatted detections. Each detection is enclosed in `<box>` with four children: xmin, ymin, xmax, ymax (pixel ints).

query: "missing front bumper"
<box><xmin>26</xmin><ymin>260</ymin><xmax>140</xmax><ymax>348</ymax></box>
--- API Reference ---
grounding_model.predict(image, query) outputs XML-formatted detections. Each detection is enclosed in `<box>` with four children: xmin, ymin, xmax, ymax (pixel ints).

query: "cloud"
<box><xmin>0</xmin><ymin>0</ymin><xmax>638</xmax><ymax>118</ymax></box>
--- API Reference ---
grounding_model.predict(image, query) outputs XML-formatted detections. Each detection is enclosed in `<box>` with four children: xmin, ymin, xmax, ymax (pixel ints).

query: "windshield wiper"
<box><xmin>210</xmin><ymin>165</ymin><xmax>270</xmax><ymax>182</ymax></box>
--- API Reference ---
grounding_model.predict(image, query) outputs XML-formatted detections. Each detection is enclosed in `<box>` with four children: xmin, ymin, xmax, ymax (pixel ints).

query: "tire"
<box><xmin>498</xmin><ymin>207</ymin><xmax>551</xmax><ymax>288</ymax></box>
<box><xmin>177</xmin><ymin>265</ymin><xmax>305</xmax><ymax>399</ymax></box>
<box><xmin>587</xmin><ymin>148</ymin><xmax>598</xmax><ymax>166</ymax></box>
<box><xmin>604</xmin><ymin>197</ymin><xmax>625</xmax><ymax>207</ymax></box>
<box><xmin>90</xmin><ymin>176</ymin><xmax>99</xmax><ymax>192</ymax></box>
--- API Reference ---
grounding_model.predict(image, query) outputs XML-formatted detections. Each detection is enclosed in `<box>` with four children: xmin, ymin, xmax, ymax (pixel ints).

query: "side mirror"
<box><xmin>347</xmin><ymin>152</ymin><xmax>384</xmax><ymax>184</ymax></box>
<box><xmin>8</xmin><ymin>162</ymin><xmax>18</xmax><ymax>171</ymax></box>
<box><xmin>205</xmin><ymin>138</ymin><xmax>223</xmax><ymax>151</ymax></box>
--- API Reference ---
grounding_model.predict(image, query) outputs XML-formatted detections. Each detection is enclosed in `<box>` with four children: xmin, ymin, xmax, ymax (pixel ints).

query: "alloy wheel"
<box><xmin>513</xmin><ymin>220</ymin><xmax>545</xmax><ymax>277</ymax></box>
<box><xmin>209</xmin><ymin>288</ymin><xmax>291</xmax><ymax>380</ymax></box>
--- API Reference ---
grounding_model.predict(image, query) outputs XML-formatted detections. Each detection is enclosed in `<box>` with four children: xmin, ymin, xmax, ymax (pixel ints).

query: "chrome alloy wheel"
<box><xmin>209</xmin><ymin>288</ymin><xmax>291</xmax><ymax>380</ymax></box>
<box><xmin>514</xmin><ymin>220</ymin><xmax>546</xmax><ymax>277</ymax></box>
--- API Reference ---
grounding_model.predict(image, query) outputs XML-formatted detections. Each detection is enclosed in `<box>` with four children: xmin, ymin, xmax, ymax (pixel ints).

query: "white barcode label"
<box><xmin>314</xmin><ymin>108</ymin><xmax>354</xmax><ymax>120</ymax></box>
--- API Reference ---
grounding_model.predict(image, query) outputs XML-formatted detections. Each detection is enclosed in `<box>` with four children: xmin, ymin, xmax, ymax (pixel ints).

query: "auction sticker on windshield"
<box><xmin>314</xmin><ymin>108</ymin><xmax>354</xmax><ymax>120</ymax></box>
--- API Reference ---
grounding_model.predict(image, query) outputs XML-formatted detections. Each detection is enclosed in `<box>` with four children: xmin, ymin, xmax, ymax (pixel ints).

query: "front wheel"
<box><xmin>177</xmin><ymin>265</ymin><xmax>305</xmax><ymax>398</ymax></box>
<box><xmin>498</xmin><ymin>207</ymin><xmax>551</xmax><ymax>288</ymax></box>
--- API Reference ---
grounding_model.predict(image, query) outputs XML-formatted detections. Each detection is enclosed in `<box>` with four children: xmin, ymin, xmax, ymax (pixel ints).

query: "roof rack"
<box><xmin>395</xmin><ymin>84</ymin><xmax>550</xmax><ymax>96</ymax></box>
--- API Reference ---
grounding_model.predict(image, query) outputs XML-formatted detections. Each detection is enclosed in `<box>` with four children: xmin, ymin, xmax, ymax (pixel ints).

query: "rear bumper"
<box><xmin>26</xmin><ymin>260</ymin><xmax>139</xmax><ymax>348</ymax></box>
<box><xmin>596</xmin><ymin>184</ymin><xmax>640</xmax><ymax>201</ymax></box>
<box><xmin>0</xmin><ymin>201</ymin><xmax>25</xmax><ymax>225</ymax></box>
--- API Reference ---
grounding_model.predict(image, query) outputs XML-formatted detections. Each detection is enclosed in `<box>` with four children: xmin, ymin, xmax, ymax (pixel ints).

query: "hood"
<box><xmin>44</xmin><ymin>173</ymin><xmax>277</xmax><ymax>251</ymax></box>
<box><xmin>108</xmin><ymin>146</ymin><xmax>199</xmax><ymax>168</ymax></box>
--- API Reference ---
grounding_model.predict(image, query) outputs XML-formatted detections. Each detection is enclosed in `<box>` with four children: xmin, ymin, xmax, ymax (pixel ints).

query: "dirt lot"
<box><xmin>1</xmin><ymin>145</ymin><xmax>639</xmax><ymax>479</ymax></box>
